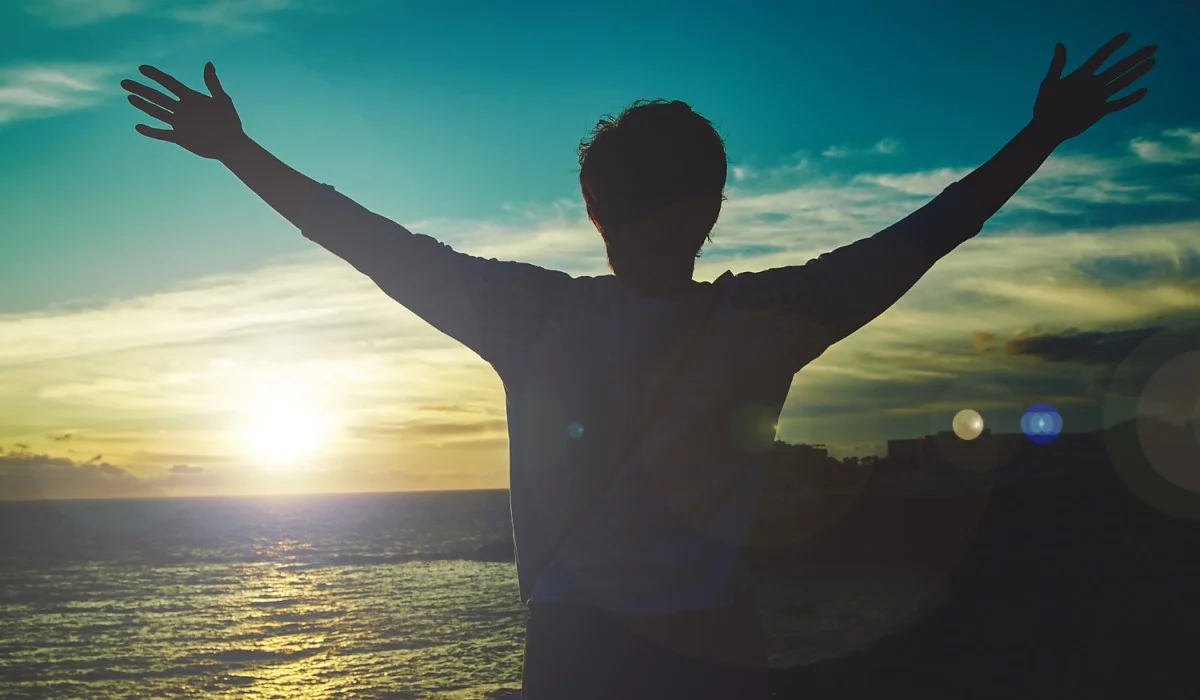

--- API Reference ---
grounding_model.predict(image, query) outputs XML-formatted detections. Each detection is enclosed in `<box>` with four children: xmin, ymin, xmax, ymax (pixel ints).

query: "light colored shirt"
<box><xmin>301</xmin><ymin>181</ymin><xmax>985</xmax><ymax>614</ymax></box>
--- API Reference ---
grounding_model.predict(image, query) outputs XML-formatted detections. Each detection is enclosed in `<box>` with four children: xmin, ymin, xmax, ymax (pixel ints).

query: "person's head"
<box><xmin>577</xmin><ymin>99</ymin><xmax>727</xmax><ymax>281</ymax></box>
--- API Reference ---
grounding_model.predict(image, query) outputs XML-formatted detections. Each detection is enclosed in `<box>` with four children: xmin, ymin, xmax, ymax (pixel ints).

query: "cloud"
<box><xmin>971</xmin><ymin>331</ymin><xmax>995</xmax><ymax>352</ymax></box>
<box><xmin>24</xmin><ymin>0</ymin><xmax>333</xmax><ymax>30</ymax></box>
<box><xmin>0</xmin><ymin>446</ymin><xmax>147</xmax><ymax>500</ymax></box>
<box><xmin>823</xmin><ymin>137</ymin><xmax>902</xmax><ymax>159</ymax></box>
<box><xmin>853</xmin><ymin>167</ymin><xmax>973</xmax><ymax>196</ymax></box>
<box><xmin>0</xmin><ymin>443</ymin><xmax>364</xmax><ymax>500</ymax></box>
<box><xmin>418</xmin><ymin>404</ymin><xmax>478</xmax><ymax>414</ymax></box>
<box><xmin>852</xmin><ymin>140</ymin><xmax>1198</xmax><ymax>220</ymax></box>
<box><xmin>0</xmin><ymin>63</ymin><xmax>117</xmax><ymax>125</ymax></box>
<box><xmin>1076</xmin><ymin>249</ymin><xmax>1200</xmax><ymax>285</ymax></box>
<box><xmin>1003</xmin><ymin>326</ymin><xmax>1167</xmax><ymax>365</ymax></box>
<box><xmin>350</xmin><ymin>418</ymin><xmax>509</xmax><ymax>445</ymax></box>
<box><xmin>1130</xmin><ymin>127</ymin><xmax>1200</xmax><ymax>164</ymax></box>
<box><xmin>22</xmin><ymin>0</ymin><xmax>150</xmax><ymax>25</ymax></box>
<box><xmin>165</xmin><ymin>0</ymin><xmax>321</xmax><ymax>31</ymax></box>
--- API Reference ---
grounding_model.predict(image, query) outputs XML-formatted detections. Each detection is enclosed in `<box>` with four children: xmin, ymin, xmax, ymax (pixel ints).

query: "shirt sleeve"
<box><xmin>728</xmin><ymin>181</ymin><xmax>988</xmax><ymax>375</ymax></box>
<box><xmin>300</xmin><ymin>183</ymin><xmax>573</xmax><ymax>372</ymax></box>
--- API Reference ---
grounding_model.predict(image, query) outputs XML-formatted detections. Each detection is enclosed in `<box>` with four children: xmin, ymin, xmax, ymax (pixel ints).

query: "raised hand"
<box><xmin>121</xmin><ymin>62</ymin><xmax>245</xmax><ymax>160</ymax></box>
<box><xmin>1031</xmin><ymin>32</ymin><xmax>1156</xmax><ymax>144</ymax></box>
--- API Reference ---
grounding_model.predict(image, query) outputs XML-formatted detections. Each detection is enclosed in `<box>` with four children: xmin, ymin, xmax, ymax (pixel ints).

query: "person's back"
<box><xmin>508</xmin><ymin>270</ymin><xmax>779</xmax><ymax>697</ymax></box>
<box><xmin>499</xmin><ymin>102</ymin><xmax>793</xmax><ymax>615</ymax></box>
<box><xmin>511</xmin><ymin>272</ymin><xmax>777</xmax><ymax>609</ymax></box>
<box><xmin>119</xmin><ymin>32</ymin><xmax>1157</xmax><ymax>697</ymax></box>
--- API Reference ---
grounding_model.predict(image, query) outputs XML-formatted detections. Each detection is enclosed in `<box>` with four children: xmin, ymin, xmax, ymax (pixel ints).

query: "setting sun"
<box><xmin>238</xmin><ymin>376</ymin><xmax>337</xmax><ymax>467</ymax></box>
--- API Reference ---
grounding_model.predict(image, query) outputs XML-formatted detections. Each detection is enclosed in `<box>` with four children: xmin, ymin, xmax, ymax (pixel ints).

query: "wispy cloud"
<box><xmin>823</xmin><ymin>137</ymin><xmax>902</xmax><ymax>159</ymax></box>
<box><xmin>24</xmin><ymin>0</ymin><xmax>331</xmax><ymax>30</ymax></box>
<box><xmin>852</xmin><ymin>140</ymin><xmax>1199</xmax><ymax>216</ymax></box>
<box><xmin>1130</xmin><ymin>127</ymin><xmax>1200</xmax><ymax>164</ymax></box>
<box><xmin>853</xmin><ymin>166</ymin><xmax>972</xmax><ymax>196</ymax></box>
<box><xmin>165</xmin><ymin>0</ymin><xmax>321</xmax><ymax>31</ymax></box>
<box><xmin>0</xmin><ymin>63</ymin><xmax>117</xmax><ymax>124</ymax></box>
<box><xmin>23</xmin><ymin>0</ymin><xmax>150</xmax><ymax>25</ymax></box>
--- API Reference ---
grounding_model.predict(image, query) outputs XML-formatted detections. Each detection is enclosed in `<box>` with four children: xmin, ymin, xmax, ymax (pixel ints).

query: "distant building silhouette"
<box><xmin>764</xmin><ymin>424</ymin><xmax>1134</xmax><ymax>508</ymax></box>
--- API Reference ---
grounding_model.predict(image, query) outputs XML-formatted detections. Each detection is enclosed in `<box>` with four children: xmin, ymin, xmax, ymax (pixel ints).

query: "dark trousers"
<box><xmin>521</xmin><ymin>594</ymin><xmax>773</xmax><ymax>699</ymax></box>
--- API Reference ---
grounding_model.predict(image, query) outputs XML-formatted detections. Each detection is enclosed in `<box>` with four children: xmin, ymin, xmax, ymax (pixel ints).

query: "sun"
<box><xmin>238</xmin><ymin>376</ymin><xmax>335</xmax><ymax>467</ymax></box>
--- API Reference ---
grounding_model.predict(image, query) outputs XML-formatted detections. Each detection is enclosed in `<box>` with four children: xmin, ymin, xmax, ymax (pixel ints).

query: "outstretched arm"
<box><xmin>221</xmin><ymin>135</ymin><xmax>319</xmax><ymax>232</ymax></box>
<box><xmin>122</xmin><ymin>62</ymin><xmax>439</xmax><ymax>261</ymax></box>
<box><xmin>735</xmin><ymin>32</ymin><xmax>1156</xmax><ymax>373</ymax></box>
<box><xmin>121</xmin><ymin>63</ymin><xmax>317</xmax><ymax>228</ymax></box>
<box><xmin>952</xmin><ymin>32</ymin><xmax>1155</xmax><ymax>231</ymax></box>
<box><xmin>120</xmin><ymin>63</ymin><xmax>572</xmax><ymax>372</ymax></box>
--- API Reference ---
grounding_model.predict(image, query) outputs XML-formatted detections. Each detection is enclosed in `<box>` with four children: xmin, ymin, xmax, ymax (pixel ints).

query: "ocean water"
<box><xmin>0</xmin><ymin>491</ymin><xmax>529</xmax><ymax>699</ymax></box>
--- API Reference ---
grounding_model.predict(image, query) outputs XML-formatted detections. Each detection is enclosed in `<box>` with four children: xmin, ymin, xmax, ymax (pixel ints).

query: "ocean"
<box><xmin>0</xmin><ymin>491</ymin><xmax>529</xmax><ymax>699</ymax></box>
<box><xmin>9</xmin><ymin>462</ymin><xmax>1191</xmax><ymax>699</ymax></box>
<box><xmin>0</xmin><ymin>488</ymin><xmax>962</xmax><ymax>699</ymax></box>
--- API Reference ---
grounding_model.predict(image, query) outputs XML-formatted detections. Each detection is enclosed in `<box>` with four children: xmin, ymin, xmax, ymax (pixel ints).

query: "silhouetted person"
<box><xmin>120</xmin><ymin>32</ymin><xmax>1155</xmax><ymax>699</ymax></box>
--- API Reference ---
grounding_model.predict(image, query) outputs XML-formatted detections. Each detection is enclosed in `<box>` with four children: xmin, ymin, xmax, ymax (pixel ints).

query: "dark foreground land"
<box><xmin>749</xmin><ymin>424</ymin><xmax>1200</xmax><ymax>699</ymax></box>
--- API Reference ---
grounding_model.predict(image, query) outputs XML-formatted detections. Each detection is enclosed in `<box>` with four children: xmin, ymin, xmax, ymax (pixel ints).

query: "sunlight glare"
<box><xmin>239</xmin><ymin>376</ymin><xmax>336</xmax><ymax>468</ymax></box>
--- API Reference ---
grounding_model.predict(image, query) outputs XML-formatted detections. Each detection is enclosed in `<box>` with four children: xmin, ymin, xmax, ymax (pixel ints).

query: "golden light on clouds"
<box><xmin>1</xmin><ymin>124</ymin><xmax>1197</xmax><ymax>496</ymax></box>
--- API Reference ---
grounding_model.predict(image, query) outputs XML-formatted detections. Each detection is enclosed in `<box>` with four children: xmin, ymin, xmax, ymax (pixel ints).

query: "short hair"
<box><xmin>578</xmin><ymin>99</ymin><xmax>727</xmax><ymax>258</ymax></box>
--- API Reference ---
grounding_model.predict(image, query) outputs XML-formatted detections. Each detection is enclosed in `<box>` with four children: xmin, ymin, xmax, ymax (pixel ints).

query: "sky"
<box><xmin>1</xmin><ymin>0</ymin><xmax>1198</xmax><ymax>499</ymax></box>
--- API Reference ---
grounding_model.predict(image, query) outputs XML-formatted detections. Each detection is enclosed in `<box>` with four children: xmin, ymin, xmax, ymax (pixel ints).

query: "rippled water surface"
<box><xmin>0</xmin><ymin>491</ymin><xmax>529</xmax><ymax>699</ymax></box>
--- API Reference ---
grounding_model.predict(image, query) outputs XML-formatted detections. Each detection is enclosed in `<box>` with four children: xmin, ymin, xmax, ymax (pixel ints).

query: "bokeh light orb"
<box><xmin>1021</xmin><ymin>403</ymin><xmax>1063</xmax><ymax>444</ymax></box>
<box><xmin>1101</xmin><ymin>326</ymin><xmax>1200</xmax><ymax>520</ymax></box>
<box><xmin>927</xmin><ymin>372</ymin><xmax>1022</xmax><ymax>473</ymax></box>
<box><xmin>952</xmin><ymin>409</ymin><xmax>985</xmax><ymax>440</ymax></box>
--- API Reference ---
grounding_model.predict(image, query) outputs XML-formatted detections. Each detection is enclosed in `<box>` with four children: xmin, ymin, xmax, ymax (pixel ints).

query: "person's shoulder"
<box><xmin>539</xmin><ymin>273</ymin><xmax>620</xmax><ymax>316</ymax></box>
<box><xmin>715</xmin><ymin>267</ymin><xmax>789</xmax><ymax>310</ymax></box>
<box><xmin>559</xmin><ymin>272</ymin><xmax>615</xmax><ymax>294</ymax></box>
<box><xmin>707</xmin><ymin>270</ymin><xmax>737</xmax><ymax>290</ymax></box>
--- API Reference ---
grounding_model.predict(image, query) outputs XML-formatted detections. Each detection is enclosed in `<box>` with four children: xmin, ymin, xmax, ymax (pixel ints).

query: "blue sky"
<box><xmin>1</xmin><ymin>0</ymin><xmax>1198</xmax><ymax>498</ymax></box>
